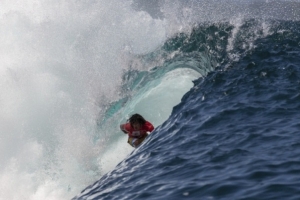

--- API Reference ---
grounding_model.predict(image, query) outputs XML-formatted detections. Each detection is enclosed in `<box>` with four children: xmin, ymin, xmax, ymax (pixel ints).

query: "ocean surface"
<box><xmin>1</xmin><ymin>1</ymin><xmax>300</xmax><ymax>200</ymax></box>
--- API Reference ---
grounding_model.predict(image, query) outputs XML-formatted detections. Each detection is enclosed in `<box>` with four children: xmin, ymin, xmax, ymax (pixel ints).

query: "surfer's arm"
<box><xmin>120</xmin><ymin>124</ymin><xmax>129</xmax><ymax>134</ymax></box>
<box><xmin>145</xmin><ymin>121</ymin><xmax>154</xmax><ymax>133</ymax></box>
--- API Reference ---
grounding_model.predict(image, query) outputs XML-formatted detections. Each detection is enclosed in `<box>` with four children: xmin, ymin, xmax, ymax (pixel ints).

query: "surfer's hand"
<box><xmin>120</xmin><ymin>124</ymin><xmax>128</xmax><ymax>134</ymax></box>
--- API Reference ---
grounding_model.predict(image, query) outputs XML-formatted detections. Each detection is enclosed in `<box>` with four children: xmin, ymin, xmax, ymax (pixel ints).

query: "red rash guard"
<box><xmin>120</xmin><ymin>121</ymin><xmax>154</xmax><ymax>138</ymax></box>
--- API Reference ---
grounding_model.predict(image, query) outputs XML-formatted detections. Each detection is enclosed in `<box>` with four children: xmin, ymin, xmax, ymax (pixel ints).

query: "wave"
<box><xmin>1</xmin><ymin>0</ymin><xmax>300</xmax><ymax>199</ymax></box>
<box><xmin>74</xmin><ymin>18</ymin><xmax>300</xmax><ymax>199</ymax></box>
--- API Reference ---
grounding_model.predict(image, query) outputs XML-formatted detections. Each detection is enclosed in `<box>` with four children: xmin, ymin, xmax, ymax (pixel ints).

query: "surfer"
<box><xmin>120</xmin><ymin>113</ymin><xmax>154</xmax><ymax>148</ymax></box>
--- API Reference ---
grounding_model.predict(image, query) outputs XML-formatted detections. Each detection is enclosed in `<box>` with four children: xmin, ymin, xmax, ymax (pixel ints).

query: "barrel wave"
<box><xmin>74</xmin><ymin>19</ymin><xmax>300</xmax><ymax>200</ymax></box>
<box><xmin>1</xmin><ymin>1</ymin><xmax>300</xmax><ymax>200</ymax></box>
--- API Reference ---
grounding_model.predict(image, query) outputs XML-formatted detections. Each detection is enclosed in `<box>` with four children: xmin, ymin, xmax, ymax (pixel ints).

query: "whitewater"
<box><xmin>1</xmin><ymin>0</ymin><xmax>300</xmax><ymax>200</ymax></box>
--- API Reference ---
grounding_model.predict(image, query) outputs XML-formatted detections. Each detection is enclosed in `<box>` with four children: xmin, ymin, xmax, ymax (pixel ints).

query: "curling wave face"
<box><xmin>74</xmin><ymin>18</ymin><xmax>300</xmax><ymax>200</ymax></box>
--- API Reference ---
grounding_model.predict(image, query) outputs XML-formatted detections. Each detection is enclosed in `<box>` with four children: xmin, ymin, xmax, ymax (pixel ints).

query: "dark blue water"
<box><xmin>73</xmin><ymin>19</ymin><xmax>300</xmax><ymax>200</ymax></box>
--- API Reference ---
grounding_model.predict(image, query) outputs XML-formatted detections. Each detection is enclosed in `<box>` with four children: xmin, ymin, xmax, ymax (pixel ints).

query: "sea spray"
<box><xmin>0</xmin><ymin>0</ymin><xmax>166</xmax><ymax>199</ymax></box>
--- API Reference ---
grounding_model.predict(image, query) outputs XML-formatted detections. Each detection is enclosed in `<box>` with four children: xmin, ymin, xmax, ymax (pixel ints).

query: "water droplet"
<box><xmin>183</xmin><ymin>192</ymin><xmax>189</xmax><ymax>196</ymax></box>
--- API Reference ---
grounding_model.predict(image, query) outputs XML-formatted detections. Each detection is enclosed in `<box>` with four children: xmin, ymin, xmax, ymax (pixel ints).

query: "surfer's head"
<box><xmin>129</xmin><ymin>113</ymin><xmax>146</xmax><ymax>130</ymax></box>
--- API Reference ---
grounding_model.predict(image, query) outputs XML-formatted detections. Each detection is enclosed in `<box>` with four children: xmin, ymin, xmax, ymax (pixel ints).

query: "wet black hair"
<box><xmin>129</xmin><ymin>113</ymin><xmax>146</xmax><ymax>126</ymax></box>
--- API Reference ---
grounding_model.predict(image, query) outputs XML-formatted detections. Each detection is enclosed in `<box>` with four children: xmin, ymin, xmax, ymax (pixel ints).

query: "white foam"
<box><xmin>0</xmin><ymin>0</ymin><xmax>167</xmax><ymax>199</ymax></box>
